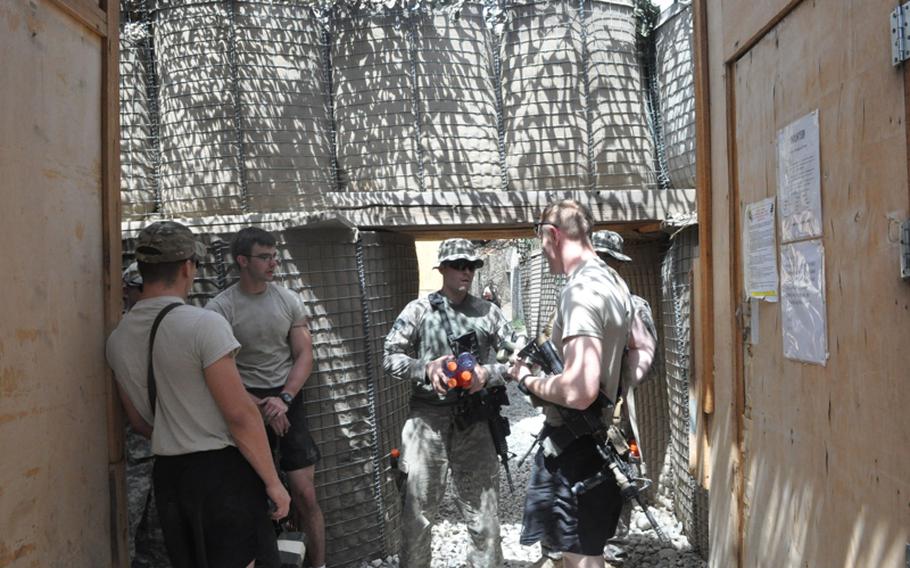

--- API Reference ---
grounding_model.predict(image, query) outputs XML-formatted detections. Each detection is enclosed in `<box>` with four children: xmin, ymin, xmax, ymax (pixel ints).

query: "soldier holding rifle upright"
<box><xmin>510</xmin><ymin>201</ymin><xmax>633</xmax><ymax>568</ymax></box>
<box><xmin>384</xmin><ymin>238</ymin><xmax>517</xmax><ymax>568</ymax></box>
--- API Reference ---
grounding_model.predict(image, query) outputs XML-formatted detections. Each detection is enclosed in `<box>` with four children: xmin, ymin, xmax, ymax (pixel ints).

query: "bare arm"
<box><xmin>625</xmin><ymin>313</ymin><xmax>656</xmax><ymax>383</ymax></box>
<box><xmin>204</xmin><ymin>354</ymin><xmax>290</xmax><ymax>519</ymax></box>
<box><xmin>283</xmin><ymin>324</ymin><xmax>313</xmax><ymax>397</ymax></box>
<box><xmin>116</xmin><ymin>382</ymin><xmax>152</xmax><ymax>439</ymax></box>
<box><xmin>519</xmin><ymin>335</ymin><xmax>603</xmax><ymax>410</ymax></box>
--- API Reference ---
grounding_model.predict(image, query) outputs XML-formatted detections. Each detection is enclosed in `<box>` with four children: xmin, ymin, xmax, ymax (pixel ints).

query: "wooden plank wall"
<box><xmin>0</xmin><ymin>0</ymin><xmax>123</xmax><ymax>565</ymax></box>
<box><xmin>701</xmin><ymin>0</ymin><xmax>910</xmax><ymax>566</ymax></box>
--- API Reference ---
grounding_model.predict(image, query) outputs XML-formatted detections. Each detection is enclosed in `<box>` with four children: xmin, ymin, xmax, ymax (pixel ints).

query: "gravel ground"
<box><xmin>360</xmin><ymin>383</ymin><xmax>707</xmax><ymax>568</ymax></box>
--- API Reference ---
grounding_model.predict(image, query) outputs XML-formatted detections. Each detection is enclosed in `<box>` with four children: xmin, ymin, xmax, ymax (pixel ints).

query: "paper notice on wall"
<box><xmin>780</xmin><ymin>239</ymin><xmax>828</xmax><ymax>365</ymax></box>
<box><xmin>778</xmin><ymin>110</ymin><xmax>823</xmax><ymax>242</ymax></box>
<box><xmin>743</xmin><ymin>197</ymin><xmax>779</xmax><ymax>301</ymax></box>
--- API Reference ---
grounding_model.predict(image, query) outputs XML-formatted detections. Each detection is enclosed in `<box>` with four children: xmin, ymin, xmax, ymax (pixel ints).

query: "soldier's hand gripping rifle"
<box><xmin>516</xmin><ymin>337</ymin><xmax>669</xmax><ymax>543</ymax></box>
<box><xmin>446</xmin><ymin>332</ymin><xmax>515</xmax><ymax>493</ymax></box>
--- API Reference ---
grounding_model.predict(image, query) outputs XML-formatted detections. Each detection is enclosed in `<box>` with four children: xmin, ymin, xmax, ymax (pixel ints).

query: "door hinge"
<box><xmin>892</xmin><ymin>2</ymin><xmax>910</xmax><ymax>66</ymax></box>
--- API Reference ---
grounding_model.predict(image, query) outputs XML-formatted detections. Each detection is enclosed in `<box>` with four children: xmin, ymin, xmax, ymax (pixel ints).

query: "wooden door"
<box><xmin>728</xmin><ymin>1</ymin><xmax>910</xmax><ymax>566</ymax></box>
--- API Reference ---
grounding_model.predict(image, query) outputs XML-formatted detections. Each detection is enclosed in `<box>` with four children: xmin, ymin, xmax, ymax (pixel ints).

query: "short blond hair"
<box><xmin>539</xmin><ymin>199</ymin><xmax>594</xmax><ymax>240</ymax></box>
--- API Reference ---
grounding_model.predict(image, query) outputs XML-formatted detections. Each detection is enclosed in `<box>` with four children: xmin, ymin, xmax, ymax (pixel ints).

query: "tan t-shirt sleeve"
<box><xmin>560</xmin><ymin>281</ymin><xmax>606</xmax><ymax>340</ymax></box>
<box><xmin>195</xmin><ymin>311</ymin><xmax>242</xmax><ymax>369</ymax></box>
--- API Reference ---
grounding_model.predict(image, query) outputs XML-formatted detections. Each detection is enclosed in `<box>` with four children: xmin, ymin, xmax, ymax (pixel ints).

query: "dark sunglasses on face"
<box><xmin>446</xmin><ymin>260</ymin><xmax>479</xmax><ymax>272</ymax></box>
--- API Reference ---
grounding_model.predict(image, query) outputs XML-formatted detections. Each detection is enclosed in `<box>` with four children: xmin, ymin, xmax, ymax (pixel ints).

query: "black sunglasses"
<box><xmin>445</xmin><ymin>259</ymin><xmax>480</xmax><ymax>271</ymax></box>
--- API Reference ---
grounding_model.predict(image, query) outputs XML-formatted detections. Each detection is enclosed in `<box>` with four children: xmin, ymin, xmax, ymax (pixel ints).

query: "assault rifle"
<box><xmin>516</xmin><ymin>337</ymin><xmax>668</xmax><ymax>543</ymax></box>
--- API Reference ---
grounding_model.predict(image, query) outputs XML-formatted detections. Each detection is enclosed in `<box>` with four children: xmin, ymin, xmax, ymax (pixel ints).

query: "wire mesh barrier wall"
<box><xmin>413</xmin><ymin>3</ymin><xmax>503</xmax><ymax>193</ymax></box>
<box><xmin>613</xmin><ymin>238</ymin><xmax>671</xmax><ymax>498</ymax></box>
<box><xmin>586</xmin><ymin>0</ymin><xmax>657</xmax><ymax>189</ymax></box>
<box><xmin>500</xmin><ymin>1</ymin><xmax>588</xmax><ymax>192</ymax></box>
<box><xmin>659</xmin><ymin>224</ymin><xmax>708</xmax><ymax>555</ymax></box>
<box><xmin>331</xmin><ymin>12</ymin><xmax>421</xmax><ymax>193</ymax></box>
<box><xmin>121</xmin><ymin>227</ymin><xmax>417</xmax><ymax>568</ymax></box>
<box><xmin>235</xmin><ymin>0</ymin><xmax>335</xmax><ymax>210</ymax></box>
<box><xmin>519</xmin><ymin>246</ymin><xmax>566</xmax><ymax>339</ymax></box>
<box><xmin>655</xmin><ymin>2</ymin><xmax>695</xmax><ymax>189</ymax></box>
<box><xmin>119</xmin><ymin>0</ymin><xmax>680</xmax><ymax>221</ymax></box>
<box><xmin>119</xmin><ymin>16</ymin><xmax>159</xmax><ymax>216</ymax></box>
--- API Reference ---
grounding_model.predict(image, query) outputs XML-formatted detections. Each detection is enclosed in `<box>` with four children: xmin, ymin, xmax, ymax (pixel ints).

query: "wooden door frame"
<box><xmin>46</xmin><ymin>0</ymin><xmax>125</xmax><ymax>565</ymax></box>
<box><xmin>720</xmin><ymin>1</ymin><xmax>805</xmax><ymax>564</ymax></box>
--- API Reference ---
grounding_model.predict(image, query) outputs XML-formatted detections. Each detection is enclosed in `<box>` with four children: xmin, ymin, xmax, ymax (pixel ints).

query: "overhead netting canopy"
<box><xmin>121</xmin><ymin>223</ymin><xmax>417</xmax><ymax>567</ymax></box>
<box><xmin>119</xmin><ymin>0</ymin><xmax>693</xmax><ymax>226</ymax></box>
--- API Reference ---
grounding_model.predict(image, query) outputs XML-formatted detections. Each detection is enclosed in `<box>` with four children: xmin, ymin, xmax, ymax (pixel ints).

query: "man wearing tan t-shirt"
<box><xmin>106</xmin><ymin>221</ymin><xmax>289</xmax><ymax>568</ymax></box>
<box><xmin>207</xmin><ymin>227</ymin><xmax>326</xmax><ymax>568</ymax></box>
<box><xmin>510</xmin><ymin>201</ymin><xmax>632</xmax><ymax>568</ymax></box>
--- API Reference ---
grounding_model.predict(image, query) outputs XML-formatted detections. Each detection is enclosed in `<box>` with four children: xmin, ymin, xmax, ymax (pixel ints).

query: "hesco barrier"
<box><xmin>413</xmin><ymin>3</ymin><xmax>503</xmax><ymax>193</ymax></box>
<box><xmin>659</xmin><ymin>225</ymin><xmax>708</xmax><ymax>556</ymax></box>
<box><xmin>119</xmin><ymin>17</ymin><xmax>157</xmax><ymax>217</ymax></box>
<box><xmin>119</xmin><ymin>0</ymin><xmax>672</xmax><ymax>220</ymax></box>
<box><xmin>122</xmin><ymin>225</ymin><xmax>417</xmax><ymax>567</ymax></box>
<box><xmin>655</xmin><ymin>3</ymin><xmax>696</xmax><ymax>190</ymax></box>
<box><xmin>331</xmin><ymin>11</ymin><xmax>420</xmax><ymax>193</ymax></box>
<box><xmin>613</xmin><ymin>238</ymin><xmax>671</xmax><ymax>499</ymax></box>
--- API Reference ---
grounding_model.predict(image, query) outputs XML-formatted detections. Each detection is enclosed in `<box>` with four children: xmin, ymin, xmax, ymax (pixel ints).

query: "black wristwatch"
<box><xmin>278</xmin><ymin>392</ymin><xmax>294</xmax><ymax>406</ymax></box>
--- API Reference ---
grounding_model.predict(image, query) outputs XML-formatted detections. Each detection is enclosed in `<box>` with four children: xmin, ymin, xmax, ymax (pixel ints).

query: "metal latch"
<box><xmin>901</xmin><ymin>220</ymin><xmax>910</xmax><ymax>280</ymax></box>
<box><xmin>892</xmin><ymin>3</ymin><xmax>910</xmax><ymax>66</ymax></box>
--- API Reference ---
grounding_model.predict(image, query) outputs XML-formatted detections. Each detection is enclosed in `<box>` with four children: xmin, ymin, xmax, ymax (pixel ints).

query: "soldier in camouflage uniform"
<box><xmin>383</xmin><ymin>238</ymin><xmax>516</xmax><ymax>568</ymax></box>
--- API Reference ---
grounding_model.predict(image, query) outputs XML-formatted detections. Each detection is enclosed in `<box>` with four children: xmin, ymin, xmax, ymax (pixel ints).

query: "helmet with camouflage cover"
<box><xmin>592</xmin><ymin>230</ymin><xmax>631</xmax><ymax>262</ymax></box>
<box><xmin>434</xmin><ymin>238</ymin><xmax>484</xmax><ymax>269</ymax></box>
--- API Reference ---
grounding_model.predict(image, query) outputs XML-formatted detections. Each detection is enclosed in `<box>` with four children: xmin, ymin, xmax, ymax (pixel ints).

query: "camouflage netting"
<box><xmin>655</xmin><ymin>2</ymin><xmax>695</xmax><ymax>189</ymax></box>
<box><xmin>122</xmin><ymin>226</ymin><xmax>417</xmax><ymax>567</ymax></box>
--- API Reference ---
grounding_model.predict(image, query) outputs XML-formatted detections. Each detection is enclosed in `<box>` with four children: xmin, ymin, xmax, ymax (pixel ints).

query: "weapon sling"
<box><xmin>147</xmin><ymin>302</ymin><xmax>182</xmax><ymax>415</ymax></box>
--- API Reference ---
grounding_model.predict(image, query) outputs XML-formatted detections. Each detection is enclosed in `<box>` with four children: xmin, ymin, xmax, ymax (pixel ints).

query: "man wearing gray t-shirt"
<box><xmin>107</xmin><ymin>221</ymin><xmax>290</xmax><ymax>568</ymax></box>
<box><xmin>207</xmin><ymin>227</ymin><xmax>326</xmax><ymax>568</ymax></box>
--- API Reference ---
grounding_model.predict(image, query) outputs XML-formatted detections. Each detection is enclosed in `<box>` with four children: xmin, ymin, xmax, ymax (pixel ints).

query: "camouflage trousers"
<box><xmin>399</xmin><ymin>404</ymin><xmax>503</xmax><ymax>568</ymax></box>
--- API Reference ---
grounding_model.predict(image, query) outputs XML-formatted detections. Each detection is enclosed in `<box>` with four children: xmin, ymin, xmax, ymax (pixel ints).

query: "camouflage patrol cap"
<box><xmin>592</xmin><ymin>230</ymin><xmax>632</xmax><ymax>262</ymax></box>
<box><xmin>434</xmin><ymin>238</ymin><xmax>484</xmax><ymax>269</ymax></box>
<box><xmin>135</xmin><ymin>221</ymin><xmax>207</xmax><ymax>264</ymax></box>
<box><xmin>122</xmin><ymin>261</ymin><xmax>143</xmax><ymax>288</ymax></box>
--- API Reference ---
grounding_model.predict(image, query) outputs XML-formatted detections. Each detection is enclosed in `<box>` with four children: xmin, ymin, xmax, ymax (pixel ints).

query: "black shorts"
<box><xmin>519</xmin><ymin>436</ymin><xmax>624</xmax><ymax>556</ymax></box>
<box><xmin>152</xmin><ymin>446</ymin><xmax>280</xmax><ymax>568</ymax></box>
<box><xmin>248</xmin><ymin>387</ymin><xmax>321</xmax><ymax>471</ymax></box>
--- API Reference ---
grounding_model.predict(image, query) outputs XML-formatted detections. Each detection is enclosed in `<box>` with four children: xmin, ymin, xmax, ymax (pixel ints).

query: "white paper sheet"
<box><xmin>744</xmin><ymin>197</ymin><xmax>779</xmax><ymax>301</ymax></box>
<box><xmin>778</xmin><ymin>111</ymin><xmax>823</xmax><ymax>242</ymax></box>
<box><xmin>780</xmin><ymin>239</ymin><xmax>828</xmax><ymax>365</ymax></box>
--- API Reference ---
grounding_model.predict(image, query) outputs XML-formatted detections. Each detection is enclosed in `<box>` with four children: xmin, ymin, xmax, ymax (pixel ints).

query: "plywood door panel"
<box><xmin>0</xmin><ymin>1</ymin><xmax>111</xmax><ymax>565</ymax></box>
<box><xmin>731</xmin><ymin>1</ymin><xmax>910</xmax><ymax>566</ymax></box>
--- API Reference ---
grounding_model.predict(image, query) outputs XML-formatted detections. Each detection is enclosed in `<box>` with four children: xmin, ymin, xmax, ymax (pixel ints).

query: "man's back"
<box><xmin>206</xmin><ymin>282</ymin><xmax>306</xmax><ymax>389</ymax></box>
<box><xmin>106</xmin><ymin>295</ymin><xmax>240</xmax><ymax>456</ymax></box>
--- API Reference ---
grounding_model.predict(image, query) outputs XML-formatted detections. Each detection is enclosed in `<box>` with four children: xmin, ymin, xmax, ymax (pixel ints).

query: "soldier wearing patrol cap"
<box><xmin>106</xmin><ymin>221</ymin><xmax>290</xmax><ymax>568</ymax></box>
<box><xmin>384</xmin><ymin>238</ymin><xmax>517</xmax><ymax>568</ymax></box>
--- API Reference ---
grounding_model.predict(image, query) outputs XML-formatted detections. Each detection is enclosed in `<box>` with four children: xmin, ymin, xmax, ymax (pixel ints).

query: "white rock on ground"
<box><xmin>359</xmin><ymin>384</ymin><xmax>707</xmax><ymax>568</ymax></box>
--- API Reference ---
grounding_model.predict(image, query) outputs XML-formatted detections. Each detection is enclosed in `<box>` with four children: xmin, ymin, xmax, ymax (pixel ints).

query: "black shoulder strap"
<box><xmin>428</xmin><ymin>292</ymin><xmax>457</xmax><ymax>347</ymax></box>
<box><xmin>147</xmin><ymin>302</ymin><xmax>183</xmax><ymax>415</ymax></box>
